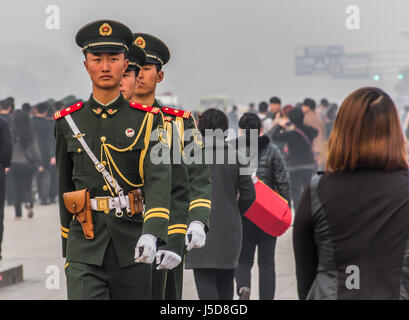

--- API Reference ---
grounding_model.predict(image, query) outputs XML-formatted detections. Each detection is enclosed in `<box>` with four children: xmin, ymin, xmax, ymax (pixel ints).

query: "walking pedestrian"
<box><xmin>185</xmin><ymin>109</ymin><xmax>255</xmax><ymax>300</ymax></box>
<box><xmin>294</xmin><ymin>87</ymin><xmax>409</xmax><ymax>300</ymax></box>
<box><xmin>9</xmin><ymin>110</ymin><xmax>42</xmax><ymax>219</ymax></box>
<box><xmin>235</xmin><ymin>112</ymin><xmax>291</xmax><ymax>300</ymax></box>
<box><xmin>0</xmin><ymin>117</ymin><xmax>12</xmax><ymax>259</ymax></box>
<box><xmin>271</xmin><ymin>108</ymin><xmax>317</xmax><ymax>209</ymax></box>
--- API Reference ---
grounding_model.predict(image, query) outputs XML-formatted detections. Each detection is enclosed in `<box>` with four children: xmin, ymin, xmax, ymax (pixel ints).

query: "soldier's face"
<box><xmin>120</xmin><ymin>70</ymin><xmax>137</xmax><ymax>101</ymax></box>
<box><xmin>84</xmin><ymin>52</ymin><xmax>129</xmax><ymax>90</ymax></box>
<box><xmin>135</xmin><ymin>64</ymin><xmax>164</xmax><ymax>96</ymax></box>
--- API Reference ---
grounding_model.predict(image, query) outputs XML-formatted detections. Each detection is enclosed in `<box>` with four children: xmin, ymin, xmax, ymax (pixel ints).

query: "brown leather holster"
<box><xmin>128</xmin><ymin>189</ymin><xmax>144</xmax><ymax>217</ymax></box>
<box><xmin>63</xmin><ymin>189</ymin><xmax>94</xmax><ymax>240</ymax></box>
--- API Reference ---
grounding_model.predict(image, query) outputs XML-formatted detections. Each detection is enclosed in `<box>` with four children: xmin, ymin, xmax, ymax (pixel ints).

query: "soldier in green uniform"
<box><xmin>127</xmin><ymin>33</ymin><xmax>212</xmax><ymax>300</ymax></box>
<box><xmin>54</xmin><ymin>20</ymin><xmax>172</xmax><ymax>300</ymax></box>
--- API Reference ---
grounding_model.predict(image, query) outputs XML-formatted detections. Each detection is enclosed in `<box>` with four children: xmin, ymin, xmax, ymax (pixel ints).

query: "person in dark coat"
<box><xmin>0</xmin><ymin>97</ymin><xmax>15</xmax><ymax>206</ymax></box>
<box><xmin>9</xmin><ymin>110</ymin><xmax>42</xmax><ymax>219</ymax></box>
<box><xmin>271</xmin><ymin>108</ymin><xmax>318</xmax><ymax>209</ymax></box>
<box><xmin>0</xmin><ymin>117</ymin><xmax>13</xmax><ymax>259</ymax></box>
<box><xmin>32</xmin><ymin>102</ymin><xmax>55</xmax><ymax>205</ymax></box>
<box><xmin>294</xmin><ymin>87</ymin><xmax>409</xmax><ymax>300</ymax></box>
<box><xmin>234</xmin><ymin>112</ymin><xmax>291</xmax><ymax>300</ymax></box>
<box><xmin>185</xmin><ymin>108</ymin><xmax>256</xmax><ymax>300</ymax></box>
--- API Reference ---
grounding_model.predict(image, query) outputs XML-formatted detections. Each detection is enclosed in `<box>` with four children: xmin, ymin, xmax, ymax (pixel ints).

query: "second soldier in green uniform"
<box><xmin>124</xmin><ymin>33</ymin><xmax>212</xmax><ymax>299</ymax></box>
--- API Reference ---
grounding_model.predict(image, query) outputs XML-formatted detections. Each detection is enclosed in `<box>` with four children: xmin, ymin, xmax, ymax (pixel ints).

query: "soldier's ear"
<box><xmin>123</xmin><ymin>58</ymin><xmax>129</xmax><ymax>72</ymax></box>
<box><xmin>157</xmin><ymin>70</ymin><xmax>164</xmax><ymax>83</ymax></box>
<box><xmin>83</xmin><ymin>59</ymin><xmax>90</xmax><ymax>75</ymax></box>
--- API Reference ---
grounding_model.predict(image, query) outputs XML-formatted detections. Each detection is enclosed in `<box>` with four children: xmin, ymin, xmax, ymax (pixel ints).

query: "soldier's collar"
<box><xmin>89</xmin><ymin>94</ymin><xmax>125</xmax><ymax>117</ymax></box>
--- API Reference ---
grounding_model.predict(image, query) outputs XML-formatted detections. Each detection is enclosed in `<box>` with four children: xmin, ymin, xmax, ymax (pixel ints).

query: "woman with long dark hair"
<box><xmin>9</xmin><ymin>110</ymin><xmax>42</xmax><ymax>219</ymax></box>
<box><xmin>293</xmin><ymin>87</ymin><xmax>409</xmax><ymax>299</ymax></box>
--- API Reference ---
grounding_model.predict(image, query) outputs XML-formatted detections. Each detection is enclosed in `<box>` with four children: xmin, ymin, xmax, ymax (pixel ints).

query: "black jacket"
<box><xmin>0</xmin><ymin>117</ymin><xmax>13</xmax><ymax>168</ymax></box>
<box><xmin>294</xmin><ymin>169</ymin><xmax>409</xmax><ymax>300</ymax></box>
<box><xmin>31</xmin><ymin>117</ymin><xmax>55</xmax><ymax>167</ymax></box>
<box><xmin>271</xmin><ymin>124</ymin><xmax>317</xmax><ymax>169</ymax></box>
<box><xmin>235</xmin><ymin>135</ymin><xmax>291</xmax><ymax>206</ymax></box>
<box><xmin>256</xmin><ymin>135</ymin><xmax>291</xmax><ymax>206</ymax></box>
<box><xmin>185</xmin><ymin>140</ymin><xmax>256</xmax><ymax>269</ymax></box>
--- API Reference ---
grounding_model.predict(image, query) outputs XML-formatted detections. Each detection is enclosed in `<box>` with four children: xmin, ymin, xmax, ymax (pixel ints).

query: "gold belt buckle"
<box><xmin>95</xmin><ymin>197</ymin><xmax>110</xmax><ymax>214</ymax></box>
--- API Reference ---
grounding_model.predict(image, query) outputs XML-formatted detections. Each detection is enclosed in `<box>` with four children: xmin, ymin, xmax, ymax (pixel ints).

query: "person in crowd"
<box><xmin>185</xmin><ymin>108</ymin><xmax>256</xmax><ymax>300</ymax></box>
<box><xmin>22</xmin><ymin>103</ymin><xmax>32</xmax><ymax>115</ymax></box>
<box><xmin>271</xmin><ymin>108</ymin><xmax>317</xmax><ymax>209</ymax></box>
<box><xmin>268</xmin><ymin>96</ymin><xmax>281</xmax><ymax>120</ymax></box>
<box><xmin>32</xmin><ymin>102</ymin><xmax>55</xmax><ymax>205</ymax></box>
<box><xmin>9</xmin><ymin>110</ymin><xmax>42</xmax><ymax>219</ymax></box>
<box><xmin>324</xmin><ymin>103</ymin><xmax>338</xmax><ymax>140</ymax></box>
<box><xmin>0</xmin><ymin>116</ymin><xmax>13</xmax><ymax>259</ymax></box>
<box><xmin>258</xmin><ymin>101</ymin><xmax>273</xmax><ymax>134</ymax></box>
<box><xmin>316</xmin><ymin>98</ymin><xmax>329</xmax><ymax>122</ymax></box>
<box><xmin>0</xmin><ymin>97</ymin><xmax>15</xmax><ymax>206</ymax></box>
<box><xmin>282</xmin><ymin>104</ymin><xmax>294</xmax><ymax>118</ymax></box>
<box><xmin>248</xmin><ymin>102</ymin><xmax>257</xmax><ymax>114</ymax></box>
<box><xmin>301</xmin><ymin>98</ymin><xmax>326</xmax><ymax>158</ymax></box>
<box><xmin>293</xmin><ymin>87</ymin><xmax>409</xmax><ymax>300</ymax></box>
<box><xmin>227</xmin><ymin>105</ymin><xmax>239</xmax><ymax>139</ymax></box>
<box><xmin>234</xmin><ymin>112</ymin><xmax>291</xmax><ymax>300</ymax></box>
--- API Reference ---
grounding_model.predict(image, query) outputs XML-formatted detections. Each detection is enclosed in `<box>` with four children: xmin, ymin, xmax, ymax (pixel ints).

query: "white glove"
<box><xmin>185</xmin><ymin>221</ymin><xmax>206</xmax><ymax>251</ymax></box>
<box><xmin>155</xmin><ymin>250</ymin><xmax>182</xmax><ymax>270</ymax></box>
<box><xmin>135</xmin><ymin>234</ymin><xmax>157</xmax><ymax>264</ymax></box>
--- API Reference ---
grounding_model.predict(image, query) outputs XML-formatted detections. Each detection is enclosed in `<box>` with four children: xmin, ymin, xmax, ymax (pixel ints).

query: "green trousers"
<box><xmin>65</xmin><ymin>241</ymin><xmax>152</xmax><ymax>300</ymax></box>
<box><xmin>151</xmin><ymin>258</ymin><xmax>184</xmax><ymax>300</ymax></box>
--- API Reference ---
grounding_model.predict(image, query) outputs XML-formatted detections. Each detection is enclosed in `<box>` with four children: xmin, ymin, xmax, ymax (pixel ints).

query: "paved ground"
<box><xmin>0</xmin><ymin>203</ymin><xmax>297</xmax><ymax>300</ymax></box>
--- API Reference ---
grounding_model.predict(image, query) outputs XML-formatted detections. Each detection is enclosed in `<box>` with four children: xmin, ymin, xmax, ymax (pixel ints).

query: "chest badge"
<box><xmin>125</xmin><ymin>128</ymin><xmax>135</xmax><ymax>138</ymax></box>
<box><xmin>73</xmin><ymin>133</ymin><xmax>86</xmax><ymax>139</ymax></box>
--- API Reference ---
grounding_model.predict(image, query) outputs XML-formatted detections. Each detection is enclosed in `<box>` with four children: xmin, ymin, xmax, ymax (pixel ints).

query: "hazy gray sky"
<box><xmin>2</xmin><ymin>0</ymin><xmax>409</xmax><ymax>109</ymax></box>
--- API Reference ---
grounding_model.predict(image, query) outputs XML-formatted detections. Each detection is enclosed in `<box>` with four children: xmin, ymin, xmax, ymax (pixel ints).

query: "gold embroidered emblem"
<box><xmin>72</xmin><ymin>133</ymin><xmax>86</xmax><ymax>139</ymax></box>
<box><xmin>93</xmin><ymin>108</ymin><xmax>102</xmax><ymax>115</ymax></box>
<box><xmin>134</xmin><ymin>36</ymin><xmax>146</xmax><ymax>49</ymax></box>
<box><xmin>99</xmin><ymin>23</ymin><xmax>112</xmax><ymax>36</ymax></box>
<box><xmin>107</xmin><ymin>109</ymin><xmax>118</xmax><ymax>115</ymax></box>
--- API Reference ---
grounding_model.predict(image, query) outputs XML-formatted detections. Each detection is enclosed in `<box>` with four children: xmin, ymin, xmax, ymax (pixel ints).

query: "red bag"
<box><xmin>244</xmin><ymin>178</ymin><xmax>292</xmax><ymax>236</ymax></box>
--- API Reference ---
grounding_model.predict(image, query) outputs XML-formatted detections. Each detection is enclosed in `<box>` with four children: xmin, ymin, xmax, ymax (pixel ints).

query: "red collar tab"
<box><xmin>129</xmin><ymin>102</ymin><xmax>160</xmax><ymax>114</ymax></box>
<box><xmin>162</xmin><ymin>106</ymin><xmax>191</xmax><ymax>119</ymax></box>
<box><xmin>54</xmin><ymin>102</ymin><xmax>84</xmax><ymax>120</ymax></box>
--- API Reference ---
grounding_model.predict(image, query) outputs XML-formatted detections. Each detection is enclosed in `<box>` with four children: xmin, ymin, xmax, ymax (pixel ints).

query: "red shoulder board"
<box><xmin>129</xmin><ymin>102</ymin><xmax>160</xmax><ymax>114</ymax></box>
<box><xmin>162</xmin><ymin>106</ymin><xmax>191</xmax><ymax>119</ymax></box>
<box><xmin>164</xmin><ymin>116</ymin><xmax>173</xmax><ymax>122</ymax></box>
<box><xmin>54</xmin><ymin>102</ymin><xmax>83</xmax><ymax>120</ymax></box>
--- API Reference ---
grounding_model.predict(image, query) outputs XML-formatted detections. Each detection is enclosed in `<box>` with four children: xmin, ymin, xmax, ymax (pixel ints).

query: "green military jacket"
<box><xmin>153</xmin><ymin>100</ymin><xmax>212</xmax><ymax>257</ymax></box>
<box><xmin>55</xmin><ymin>94</ymin><xmax>171</xmax><ymax>268</ymax></box>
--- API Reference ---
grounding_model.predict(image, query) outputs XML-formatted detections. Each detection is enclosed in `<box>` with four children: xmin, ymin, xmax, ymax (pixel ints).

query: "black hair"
<box><xmin>258</xmin><ymin>101</ymin><xmax>268</xmax><ymax>113</ymax></box>
<box><xmin>302</xmin><ymin>98</ymin><xmax>316</xmax><ymax>111</ymax></box>
<box><xmin>36</xmin><ymin>103</ymin><xmax>48</xmax><ymax>114</ymax></box>
<box><xmin>155</xmin><ymin>64</ymin><xmax>162</xmax><ymax>73</ymax></box>
<box><xmin>287</xmin><ymin>108</ymin><xmax>305</xmax><ymax>127</ymax></box>
<box><xmin>13</xmin><ymin>109</ymin><xmax>34</xmax><ymax>150</ymax></box>
<box><xmin>198</xmin><ymin>108</ymin><xmax>229</xmax><ymax>136</ymax></box>
<box><xmin>269</xmin><ymin>96</ymin><xmax>281</xmax><ymax>104</ymax></box>
<box><xmin>320</xmin><ymin>98</ymin><xmax>329</xmax><ymax>108</ymax></box>
<box><xmin>239</xmin><ymin>112</ymin><xmax>262</xmax><ymax>139</ymax></box>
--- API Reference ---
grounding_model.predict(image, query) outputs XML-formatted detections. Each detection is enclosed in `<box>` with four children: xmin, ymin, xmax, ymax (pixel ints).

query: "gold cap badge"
<box><xmin>99</xmin><ymin>23</ymin><xmax>112</xmax><ymax>36</ymax></box>
<box><xmin>134</xmin><ymin>36</ymin><xmax>146</xmax><ymax>49</ymax></box>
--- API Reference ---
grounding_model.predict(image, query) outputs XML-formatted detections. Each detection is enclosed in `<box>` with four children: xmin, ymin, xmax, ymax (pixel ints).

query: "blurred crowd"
<box><xmin>0</xmin><ymin>96</ymin><xmax>82</xmax><ymax>220</ymax></box>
